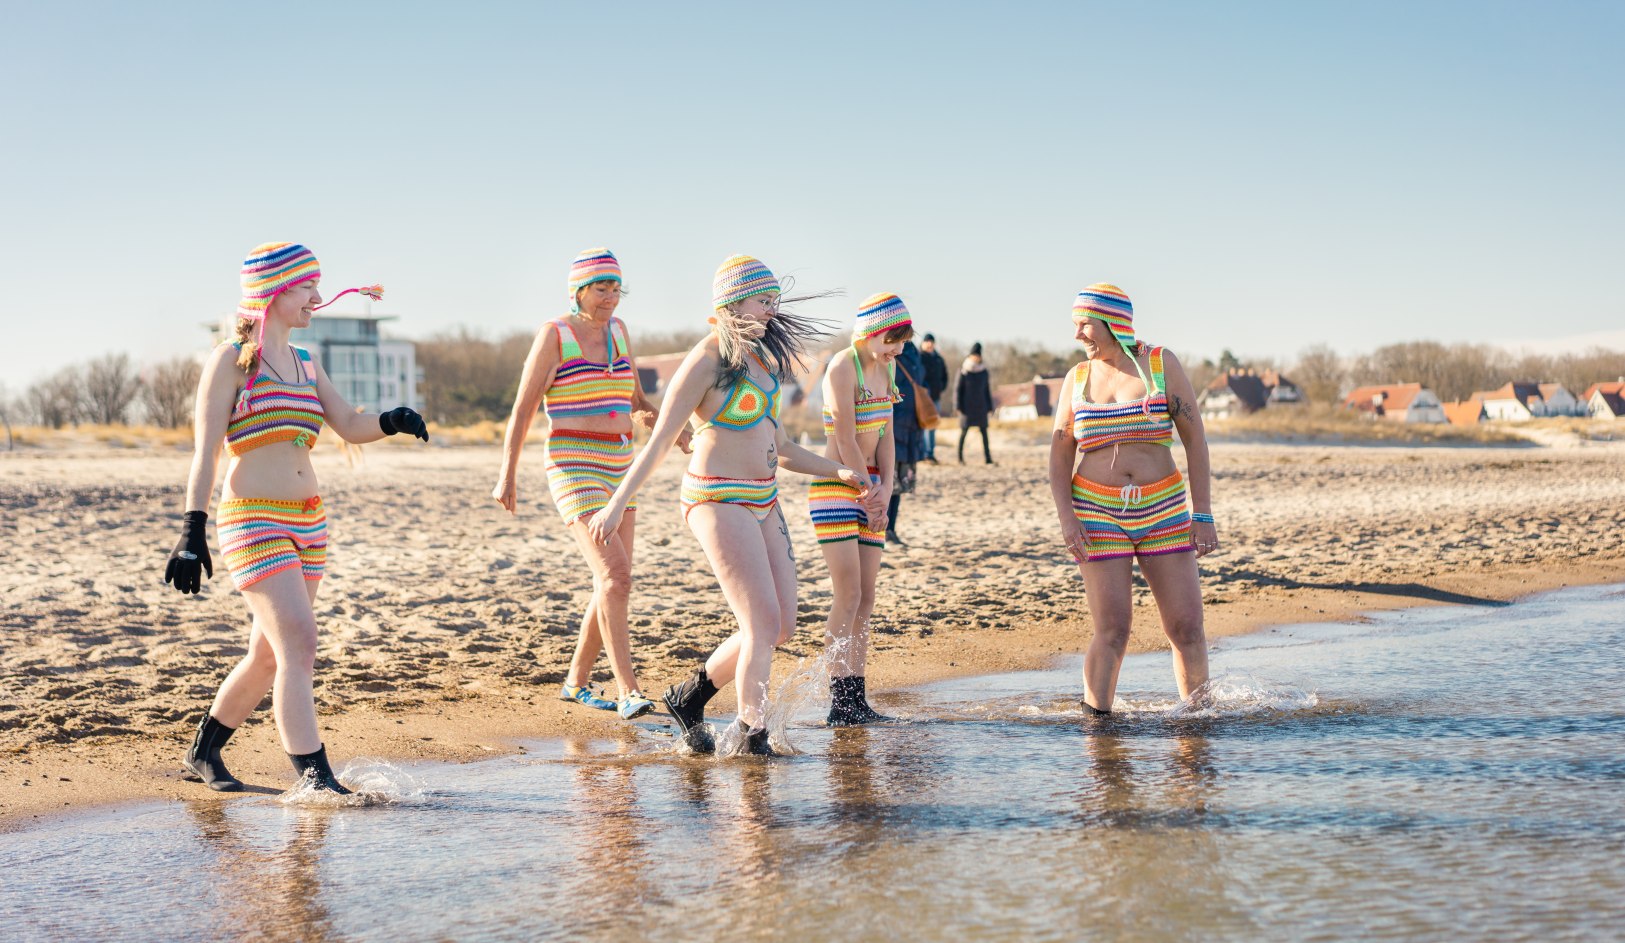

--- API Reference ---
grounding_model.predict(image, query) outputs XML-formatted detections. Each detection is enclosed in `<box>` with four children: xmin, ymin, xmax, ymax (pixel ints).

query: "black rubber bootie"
<box><xmin>288</xmin><ymin>745</ymin><xmax>352</xmax><ymax>795</ymax></box>
<box><xmin>733</xmin><ymin>719</ymin><xmax>776</xmax><ymax>756</ymax></box>
<box><xmin>663</xmin><ymin>666</ymin><xmax>719</xmax><ymax>753</ymax></box>
<box><xmin>183</xmin><ymin>714</ymin><xmax>244</xmax><ymax>792</ymax></box>
<box><xmin>827</xmin><ymin>676</ymin><xmax>892</xmax><ymax>727</ymax></box>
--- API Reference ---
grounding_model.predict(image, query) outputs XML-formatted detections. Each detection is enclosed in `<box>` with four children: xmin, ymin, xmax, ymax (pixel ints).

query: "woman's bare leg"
<box><xmin>686</xmin><ymin>504</ymin><xmax>787</xmax><ymax>728</ymax></box>
<box><xmin>563</xmin><ymin>510</ymin><xmax>638</xmax><ymax>689</ymax></box>
<box><xmin>1078</xmin><ymin>556</ymin><xmax>1135</xmax><ymax>712</ymax></box>
<box><xmin>1138</xmin><ymin>550</ymin><xmax>1208</xmax><ymax>698</ymax></box>
<box><xmin>564</xmin><ymin>512</ymin><xmax>642</xmax><ymax>699</ymax></box>
<box><xmin>238</xmin><ymin>569</ymin><xmax>324</xmax><ymax>754</ymax></box>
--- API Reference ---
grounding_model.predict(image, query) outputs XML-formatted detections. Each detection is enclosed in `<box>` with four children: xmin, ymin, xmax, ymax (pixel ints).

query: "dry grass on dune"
<box><xmin>1204</xmin><ymin>404</ymin><xmax>1529</xmax><ymax>445</ymax></box>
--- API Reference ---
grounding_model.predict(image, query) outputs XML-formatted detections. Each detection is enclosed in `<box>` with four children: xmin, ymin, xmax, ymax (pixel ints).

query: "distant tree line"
<box><xmin>14</xmin><ymin>337</ymin><xmax>1619</xmax><ymax>435</ymax></box>
<box><xmin>6</xmin><ymin>353</ymin><xmax>202</xmax><ymax>430</ymax></box>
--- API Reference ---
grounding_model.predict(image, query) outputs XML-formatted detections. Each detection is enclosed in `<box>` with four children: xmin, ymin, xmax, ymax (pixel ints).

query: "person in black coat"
<box><xmin>888</xmin><ymin>340</ymin><xmax>927</xmax><ymax>544</ymax></box>
<box><xmin>954</xmin><ymin>342</ymin><xmax>995</xmax><ymax>464</ymax></box>
<box><xmin>918</xmin><ymin>333</ymin><xmax>949</xmax><ymax>462</ymax></box>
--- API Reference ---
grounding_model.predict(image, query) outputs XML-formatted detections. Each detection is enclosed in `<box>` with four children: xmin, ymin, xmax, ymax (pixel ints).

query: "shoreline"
<box><xmin>5</xmin><ymin>557</ymin><xmax>1621</xmax><ymax>832</ymax></box>
<box><xmin>6</xmin><ymin>440</ymin><xmax>1624</xmax><ymax>831</ymax></box>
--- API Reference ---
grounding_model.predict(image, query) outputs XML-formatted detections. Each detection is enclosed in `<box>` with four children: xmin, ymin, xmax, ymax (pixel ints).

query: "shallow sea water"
<box><xmin>5</xmin><ymin>583</ymin><xmax>1623</xmax><ymax>942</ymax></box>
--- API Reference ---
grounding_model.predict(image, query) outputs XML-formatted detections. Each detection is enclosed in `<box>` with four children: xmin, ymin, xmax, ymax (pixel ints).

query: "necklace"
<box><xmin>260</xmin><ymin>346</ymin><xmax>299</xmax><ymax>383</ymax></box>
<box><xmin>573</xmin><ymin>313</ymin><xmax>616</xmax><ymax>376</ymax></box>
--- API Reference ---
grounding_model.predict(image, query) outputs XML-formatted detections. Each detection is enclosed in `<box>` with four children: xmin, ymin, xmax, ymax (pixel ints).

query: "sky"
<box><xmin>3</xmin><ymin>0</ymin><xmax>1622</xmax><ymax>388</ymax></box>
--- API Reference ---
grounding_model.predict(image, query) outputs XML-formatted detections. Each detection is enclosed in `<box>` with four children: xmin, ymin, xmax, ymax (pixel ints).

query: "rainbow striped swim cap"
<box><xmin>1073</xmin><ymin>283</ymin><xmax>1135</xmax><ymax>347</ymax></box>
<box><xmin>238</xmin><ymin>243</ymin><xmax>320</xmax><ymax>321</ymax></box>
<box><xmin>712</xmin><ymin>255</ymin><xmax>780</xmax><ymax>309</ymax></box>
<box><xmin>568</xmin><ymin>247</ymin><xmax>622</xmax><ymax>294</ymax></box>
<box><xmin>855</xmin><ymin>293</ymin><xmax>912</xmax><ymax>340</ymax></box>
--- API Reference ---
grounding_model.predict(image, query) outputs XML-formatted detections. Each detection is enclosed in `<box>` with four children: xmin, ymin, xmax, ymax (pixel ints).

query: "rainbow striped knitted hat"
<box><xmin>854</xmin><ymin>293</ymin><xmax>912</xmax><ymax>340</ymax></box>
<box><xmin>568</xmin><ymin>247</ymin><xmax>622</xmax><ymax>294</ymax></box>
<box><xmin>1073</xmin><ymin>283</ymin><xmax>1135</xmax><ymax>348</ymax></box>
<box><xmin>712</xmin><ymin>254</ymin><xmax>780</xmax><ymax>309</ymax></box>
<box><xmin>237</xmin><ymin>243</ymin><xmax>321</xmax><ymax>321</ymax></box>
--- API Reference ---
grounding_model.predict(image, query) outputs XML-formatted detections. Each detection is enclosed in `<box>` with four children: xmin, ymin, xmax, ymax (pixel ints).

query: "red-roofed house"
<box><xmin>1342</xmin><ymin>383</ymin><xmax>1446</xmax><ymax>423</ymax></box>
<box><xmin>1583</xmin><ymin>379</ymin><xmax>1625</xmax><ymax>420</ymax></box>
<box><xmin>1442</xmin><ymin>400</ymin><xmax>1484</xmax><ymax>426</ymax></box>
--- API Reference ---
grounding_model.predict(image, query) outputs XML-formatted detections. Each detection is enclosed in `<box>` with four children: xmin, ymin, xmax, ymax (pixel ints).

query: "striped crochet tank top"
<box><xmin>543</xmin><ymin>317</ymin><xmax>636</xmax><ymax>420</ymax></box>
<box><xmin>822</xmin><ymin>346</ymin><xmax>897</xmax><ymax>438</ymax></box>
<box><xmin>1071</xmin><ymin>346</ymin><xmax>1174</xmax><ymax>454</ymax></box>
<box><xmin>226</xmin><ymin>345</ymin><xmax>324</xmax><ymax>457</ymax></box>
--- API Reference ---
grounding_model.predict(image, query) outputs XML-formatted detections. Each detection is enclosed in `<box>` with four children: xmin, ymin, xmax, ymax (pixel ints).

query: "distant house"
<box><xmin>1583</xmin><ymin>380</ymin><xmax>1625</xmax><ymax>420</ymax></box>
<box><xmin>1473</xmin><ymin>381</ymin><xmax>1581</xmax><ymax>421</ymax></box>
<box><xmin>1198</xmin><ymin>369</ymin><xmax>1303</xmax><ymax>420</ymax></box>
<box><xmin>1342</xmin><ymin>383</ymin><xmax>1446</xmax><ymax>423</ymax></box>
<box><xmin>994</xmin><ymin>375</ymin><xmax>1065</xmax><ymax>421</ymax></box>
<box><xmin>1442</xmin><ymin>400</ymin><xmax>1484</xmax><ymax>426</ymax></box>
<box><xmin>1539</xmin><ymin>383</ymin><xmax>1582</xmax><ymax>417</ymax></box>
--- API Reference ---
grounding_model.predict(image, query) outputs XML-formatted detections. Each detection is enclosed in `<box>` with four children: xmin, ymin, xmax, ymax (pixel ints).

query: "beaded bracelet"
<box><xmin>1191</xmin><ymin>512</ymin><xmax>1215</xmax><ymax>524</ymax></box>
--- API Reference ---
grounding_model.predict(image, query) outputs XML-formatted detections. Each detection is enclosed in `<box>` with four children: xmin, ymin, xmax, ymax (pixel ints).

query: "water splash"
<box><xmin>277</xmin><ymin>758</ymin><xmax>430</xmax><ymax>807</ymax></box>
<box><xmin>1163</xmin><ymin>672</ymin><xmax>1319</xmax><ymax>718</ymax></box>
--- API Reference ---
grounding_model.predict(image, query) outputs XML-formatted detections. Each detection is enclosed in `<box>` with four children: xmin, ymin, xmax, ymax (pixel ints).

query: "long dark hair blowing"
<box><xmin>712</xmin><ymin>278</ymin><xmax>838</xmax><ymax>390</ymax></box>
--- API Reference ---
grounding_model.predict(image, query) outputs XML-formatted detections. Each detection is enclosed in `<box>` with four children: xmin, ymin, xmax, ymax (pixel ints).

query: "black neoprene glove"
<box><xmin>379</xmin><ymin>406</ymin><xmax>429</xmax><ymax>441</ymax></box>
<box><xmin>164</xmin><ymin>510</ymin><xmax>213</xmax><ymax>595</ymax></box>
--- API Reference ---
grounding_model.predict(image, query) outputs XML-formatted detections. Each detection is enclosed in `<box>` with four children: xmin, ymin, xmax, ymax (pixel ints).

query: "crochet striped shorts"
<box><xmin>544</xmin><ymin>429</ymin><xmax>637</xmax><ymax>525</ymax></box>
<box><xmin>217</xmin><ymin>496</ymin><xmax>328</xmax><ymax>589</ymax></box>
<box><xmin>1070</xmin><ymin>470</ymin><xmax>1194</xmax><ymax>562</ymax></box>
<box><xmin>809</xmin><ymin>467</ymin><xmax>884</xmax><ymax>547</ymax></box>
<box><xmin>679</xmin><ymin>473</ymin><xmax>779</xmax><ymax>523</ymax></box>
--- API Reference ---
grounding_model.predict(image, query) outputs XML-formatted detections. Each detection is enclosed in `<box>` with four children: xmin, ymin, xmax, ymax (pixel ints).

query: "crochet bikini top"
<box><xmin>226</xmin><ymin>344</ymin><xmax>324</xmax><ymax>457</ymax></box>
<box><xmin>543</xmin><ymin>317</ymin><xmax>636</xmax><ymax>420</ymax></box>
<box><xmin>822</xmin><ymin>346</ymin><xmax>897</xmax><ymax>438</ymax></box>
<box><xmin>693</xmin><ymin>351</ymin><xmax>781</xmax><ymax>435</ymax></box>
<box><xmin>1070</xmin><ymin>346</ymin><xmax>1174</xmax><ymax>454</ymax></box>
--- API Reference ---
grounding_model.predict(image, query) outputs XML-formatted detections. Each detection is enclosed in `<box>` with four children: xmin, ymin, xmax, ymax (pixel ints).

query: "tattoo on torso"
<box><xmin>766</xmin><ymin>441</ymin><xmax>778</xmax><ymax>472</ymax></box>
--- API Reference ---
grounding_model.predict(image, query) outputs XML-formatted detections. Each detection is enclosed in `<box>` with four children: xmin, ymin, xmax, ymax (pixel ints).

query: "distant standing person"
<box><xmin>492</xmin><ymin>248</ymin><xmax>684</xmax><ymax>722</ymax></box>
<box><xmin>887</xmin><ymin>338</ymin><xmax>928</xmax><ymax>545</ymax></box>
<box><xmin>1048</xmin><ymin>284</ymin><xmax>1216</xmax><ymax>715</ymax></box>
<box><xmin>165</xmin><ymin>242</ymin><xmax>429</xmax><ymax>795</ymax></box>
<box><xmin>918</xmin><ymin>333</ymin><xmax>949</xmax><ymax>463</ymax></box>
<box><xmin>955</xmin><ymin>342</ymin><xmax>995</xmax><ymax>464</ymax></box>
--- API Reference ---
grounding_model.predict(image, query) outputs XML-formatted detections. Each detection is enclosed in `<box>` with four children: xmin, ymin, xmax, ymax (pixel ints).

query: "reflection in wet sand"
<box><xmin>7</xmin><ymin>585</ymin><xmax>1624</xmax><ymax>942</ymax></box>
<box><xmin>186</xmin><ymin>802</ymin><xmax>345</xmax><ymax>943</ymax></box>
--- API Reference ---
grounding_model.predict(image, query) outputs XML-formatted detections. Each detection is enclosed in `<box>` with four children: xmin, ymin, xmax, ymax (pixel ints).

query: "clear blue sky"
<box><xmin>3</xmin><ymin>0</ymin><xmax>1621</xmax><ymax>387</ymax></box>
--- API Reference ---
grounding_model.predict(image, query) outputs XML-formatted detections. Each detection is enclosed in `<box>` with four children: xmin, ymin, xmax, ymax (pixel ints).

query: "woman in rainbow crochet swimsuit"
<box><xmin>810</xmin><ymin>293</ymin><xmax>916</xmax><ymax>725</ymax></box>
<box><xmin>163</xmin><ymin>243</ymin><xmax>429</xmax><ymax>795</ymax></box>
<box><xmin>1048</xmin><ymin>284</ymin><xmax>1218</xmax><ymax>716</ymax></box>
<box><xmin>494</xmin><ymin>248</ymin><xmax>686</xmax><ymax>721</ymax></box>
<box><xmin>586</xmin><ymin>255</ymin><xmax>869</xmax><ymax>755</ymax></box>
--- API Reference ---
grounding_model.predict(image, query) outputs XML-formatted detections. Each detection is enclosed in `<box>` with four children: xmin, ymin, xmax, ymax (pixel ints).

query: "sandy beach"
<box><xmin>4</xmin><ymin>432</ymin><xmax>1623</xmax><ymax>828</ymax></box>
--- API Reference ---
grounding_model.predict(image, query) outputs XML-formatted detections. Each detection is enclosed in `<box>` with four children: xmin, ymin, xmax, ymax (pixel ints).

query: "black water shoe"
<box><xmin>827</xmin><ymin>676</ymin><xmax>894</xmax><ymax>727</ymax></box>
<box><xmin>183</xmin><ymin>714</ymin><xmax>243</xmax><ymax>792</ymax></box>
<box><xmin>734</xmin><ymin>719</ymin><xmax>776</xmax><ymax>757</ymax></box>
<box><xmin>663</xmin><ymin>667</ymin><xmax>719</xmax><ymax>755</ymax></box>
<box><xmin>288</xmin><ymin>745</ymin><xmax>352</xmax><ymax>795</ymax></box>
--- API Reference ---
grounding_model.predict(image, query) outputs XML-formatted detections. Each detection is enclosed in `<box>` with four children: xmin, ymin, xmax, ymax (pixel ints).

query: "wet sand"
<box><xmin>4</xmin><ymin>434</ymin><xmax>1623</xmax><ymax>827</ymax></box>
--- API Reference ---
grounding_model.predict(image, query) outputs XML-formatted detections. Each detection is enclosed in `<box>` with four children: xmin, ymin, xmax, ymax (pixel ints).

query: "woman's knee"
<box><xmin>597</xmin><ymin>558</ymin><xmax>633</xmax><ymax>599</ymax></box>
<box><xmin>1089</xmin><ymin>622</ymin><xmax>1132</xmax><ymax>653</ymax></box>
<box><xmin>1164</xmin><ymin>614</ymin><xmax>1206</xmax><ymax>650</ymax></box>
<box><xmin>271</xmin><ymin>626</ymin><xmax>319</xmax><ymax>674</ymax></box>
